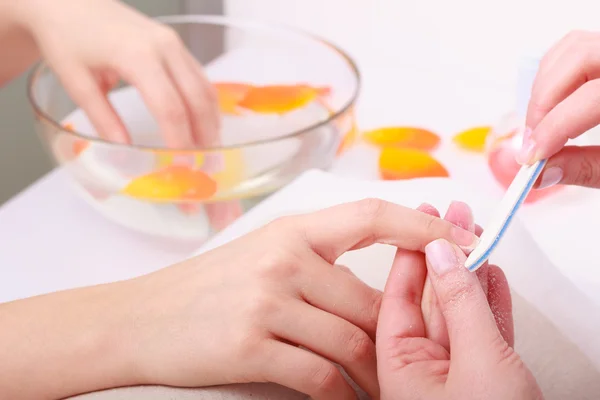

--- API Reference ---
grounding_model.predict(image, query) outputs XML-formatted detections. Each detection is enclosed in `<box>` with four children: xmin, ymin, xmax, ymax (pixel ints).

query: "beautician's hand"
<box><xmin>519</xmin><ymin>30</ymin><xmax>600</xmax><ymax>189</ymax></box>
<box><xmin>13</xmin><ymin>0</ymin><xmax>219</xmax><ymax>148</ymax></box>
<box><xmin>376</xmin><ymin>202</ymin><xmax>543</xmax><ymax>400</ymax></box>
<box><xmin>1</xmin><ymin>199</ymin><xmax>480</xmax><ymax>400</ymax></box>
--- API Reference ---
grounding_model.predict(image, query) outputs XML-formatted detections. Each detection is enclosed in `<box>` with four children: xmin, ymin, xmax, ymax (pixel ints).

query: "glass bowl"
<box><xmin>28</xmin><ymin>15</ymin><xmax>360</xmax><ymax>242</ymax></box>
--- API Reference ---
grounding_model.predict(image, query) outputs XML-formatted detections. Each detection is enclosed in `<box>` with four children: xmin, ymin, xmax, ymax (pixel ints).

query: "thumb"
<box><xmin>536</xmin><ymin>145</ymin><xmax>600</xmax><ymax>189</ymax></box>
<box><xmin>425</xmin><ymin>239</ymin><xmax>505</xmax><ymax>370</ymax></box>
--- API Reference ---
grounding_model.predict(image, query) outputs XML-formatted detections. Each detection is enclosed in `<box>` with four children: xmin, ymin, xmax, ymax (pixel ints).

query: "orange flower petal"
<box><xmin>238</xmin><ymin>85</ymin><xmax>319</xmax><ymax>114</ymax></box>
<box><xmin>363</xmin><ymin>127</ymin><xmax>440</xmax><ymax>151</ymax></box>
<box><xmin>379</xmin><ymin>148</ymin><xmax>449</xmax><ymax>180</ymax></box>
<box><xmin>453</xmin><ymin>126</ymin><xmax>491</xmax><ymax>152</ymax></box>
<box><xmin>122</xmin><ymin>165</ymin><xmax>217</xmax><ymax>201</ymax></box>
<box><xmin>213</xmin><ymin>82</ymin><xmax>253</xmax><ymax>115</ymax></box>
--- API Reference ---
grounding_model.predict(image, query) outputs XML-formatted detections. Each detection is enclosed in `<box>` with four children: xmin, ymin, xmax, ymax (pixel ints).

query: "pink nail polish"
<box><xmin>425</xmin><ymin>239</ymin><xmax>459</xmax><ymax>275</ymax></box>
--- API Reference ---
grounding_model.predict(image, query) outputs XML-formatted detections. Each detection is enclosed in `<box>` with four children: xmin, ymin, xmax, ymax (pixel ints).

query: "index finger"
<box><xmin>294</xmin><ymin>199</ymin><xmax>479</xmax><ymax>264</ymax></box>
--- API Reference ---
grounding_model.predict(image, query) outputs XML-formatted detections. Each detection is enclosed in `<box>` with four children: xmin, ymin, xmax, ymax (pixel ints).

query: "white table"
<box><xmin>2</xmin><ymin>54</ymin><xmax>600</xmax><ymax>307</ymax></box>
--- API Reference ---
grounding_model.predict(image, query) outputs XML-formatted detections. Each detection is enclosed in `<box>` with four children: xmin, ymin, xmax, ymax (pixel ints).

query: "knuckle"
<box><xmin>355</xmin><ymin>198</ymin><xmax>388</xmax><ymax>221</ymax></box>
<box><xmin>383</xmin><ymin>337</ymin><xmax>446</xmax><ymax>371</ymax></box>
<box><xmin>154</xmin><ymin>26</ymin><xmax>183</xmax><ymax>49</ymax></box>
<box><xmin>345</xmin><ymin>329</ymin><xmax>374</xmax><ymax>362</ymax></box>
<box><xmin>491</xmin><ymin>335</ymin><xmax>523</xmax><ymax>368</ymax></box>
<box><xmin>234</xmin><ymin>330</ymin><xmax>263</xmax><ymax>359</ymax></box>
<box><xmin>309</xmin><ymin>361</ymin><xmax>341</xmax><ymax>395</ymax></box>
<box><xmin>264</xmin><ymin>215</ymin><xmax>296</xmax><ymax>235</ymax></box>
<box><xmin>244</xmin><ymin>291</ymin><xmax>280</xmax><ymax>321</ymax></box>
<box><xmin>255</xmin><ymin>246</ymin><xmax>301</xmax><ymax>280</ymax></box>
<box><xmin>441</xmin><ymin>281</ymin><xmax>478</xmax><ymax>310</ymax></box>
<box><xmin>360</xmin><ymin>290</ymin><xmax>382</xmax><ymax>334</ymax></box>
<box><xmin>117</xmin><ymin>44</ymin><xmax>156</xmax><ymax>73</ymax></box>
<box><xmin>574</xmin><ymin>155</ymin><xmax>600</xmax><ymax>186</ymax></box>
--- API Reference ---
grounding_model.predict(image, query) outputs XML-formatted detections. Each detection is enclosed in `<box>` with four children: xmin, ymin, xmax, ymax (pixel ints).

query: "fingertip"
<box><xmin>424</xmin><ymin>239</ymin><xmax>466</xmax><ymax>277</ymax></box>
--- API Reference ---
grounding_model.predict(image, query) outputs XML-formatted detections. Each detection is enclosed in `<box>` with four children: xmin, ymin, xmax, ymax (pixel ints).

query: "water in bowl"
<box><xmin>55</xmin><ymin>85</ymin><xmax>347</xmax><ymax>241</ymax></box>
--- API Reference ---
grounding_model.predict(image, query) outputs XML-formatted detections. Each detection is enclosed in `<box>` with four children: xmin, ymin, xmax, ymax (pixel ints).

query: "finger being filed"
<box><xmin>443</xmin><ymin>201</ymin><xmax>475</xmax><ymax>233</ymax></box>
<box><xmin>542</xmin><ymin>145</ymin><xmax>600</xmax><ymax>188</ymax></box>
<box><xmin>487</xmin><ymin>265</ymin><xmax>514</xmax><ymax>347</ymax></box>
<box><xmin>531</xmin><ymin>79</ymin><xmax>600</xmax><ymax>161</ymax></box>
<box><xmin>271</xmin><ymin>302</ymin><xmax>378</xmax><ymax>399</ymax></box>
<box><xmin>262</xmin><ymin>340</ymin><xmax>357</xmax><ymax>400</ymax></box>
<box><xmin>299</xmin><ymin>199</ymin><xmax>479</xmax><ymax>264</ymax></box>
<box><xmin>57</xmin><ymin>63</ymin><xmax>129</xmax><ymax>144</ymax></box>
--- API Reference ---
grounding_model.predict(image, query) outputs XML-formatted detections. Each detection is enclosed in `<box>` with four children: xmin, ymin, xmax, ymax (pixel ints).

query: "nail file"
<box><xmin>464</xmin><ymin>159</ymin><xmax>547</xmax><ymax>271</ymax></box>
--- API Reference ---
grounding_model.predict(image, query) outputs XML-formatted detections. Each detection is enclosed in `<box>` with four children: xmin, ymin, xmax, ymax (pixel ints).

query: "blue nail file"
<box><xmin>464</xmin><ymin>159</ymin><xmax>547</xmax><ymax>272</ymax></box>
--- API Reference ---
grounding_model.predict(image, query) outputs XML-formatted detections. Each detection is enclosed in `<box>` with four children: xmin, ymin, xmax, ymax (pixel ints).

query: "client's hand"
<box><xmin>0</xmin><ymin>199</ymin><xmax>480</xmax><ymax>400</ymax></box>
<box><xmin>14</xmin><ymin>0</ymin><xmax>219</xmax><ymax>148</ymax></box>
<box><xmin>376</xmin><ymin>202</ymin><xmax>543</xmax><ymax>400</ymax></box>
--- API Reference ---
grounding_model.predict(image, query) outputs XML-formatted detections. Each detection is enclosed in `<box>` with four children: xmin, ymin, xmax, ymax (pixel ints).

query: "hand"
<box><xmin>519</xmin><ymin>30</ymin><xmax>600</xmax><ymax>189</ymax></box>
<box><xmin>14</xmin><ymin>0</ymin><xmax>219</xmax><ymax>148</ymax></box>
<box><xmin>376</xmin><ymin>201</ymin><xmax>543</xmax><ymax>400</ymax></box>
<box><xmin>125</xmin><ymin>199</ymin><xmax>480</xmax><ymax>400</ymax></box>
<box><xmin>0</xmin><ymin>199</ymin><xmax>480</xmax><ymax>400</ymax></box>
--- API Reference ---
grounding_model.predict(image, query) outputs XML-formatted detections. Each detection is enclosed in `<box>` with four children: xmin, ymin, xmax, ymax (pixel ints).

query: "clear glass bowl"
<box><xmin>28</xmin><ymin>15</ymin><xmax>360</xmax><ymax>241</ymax></box>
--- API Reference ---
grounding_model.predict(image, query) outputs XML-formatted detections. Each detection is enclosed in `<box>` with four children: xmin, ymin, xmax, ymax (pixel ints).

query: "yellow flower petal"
<box><xmin>453</xmin><ymin>126</ymin><xmax>492</xmax><ymax>152</ymax></box>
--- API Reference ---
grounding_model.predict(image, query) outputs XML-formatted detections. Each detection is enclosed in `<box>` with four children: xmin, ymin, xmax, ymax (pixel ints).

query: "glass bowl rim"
<box><xmin>27</xmin><ymin>14</ymin><xmax>361</xmax><ymax>152</ymax></box>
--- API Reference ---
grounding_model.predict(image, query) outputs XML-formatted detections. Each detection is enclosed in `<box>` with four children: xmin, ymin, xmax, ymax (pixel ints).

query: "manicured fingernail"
<box><xmin>538</xmin><ymin>166</ymin><xmax>563</xmax><ymax>189</ymax></box>
<box><xmin>425</xmin><ymin>239</ymin><xmax>459</xmax><ymax>275</ymax></box>
<box><xmin>451</xmin><ymin>225</ymin><xmax>479</xmax><ymax>252</ymax></box>
<box><xmin>516</xmin><ymin>127</ymin><xmax>537</xmax><ymax>165</ymax></box>
<box><xmin>449</xmin><ymin>201</ymin><xmax>475</xmax><ymax>232</ymax></box>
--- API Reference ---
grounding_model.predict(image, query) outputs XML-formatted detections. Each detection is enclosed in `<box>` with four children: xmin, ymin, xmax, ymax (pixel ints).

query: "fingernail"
<box><xmin>516</xmin><ymin>127</ymin><xmax>537</xmax><ymax>165</ymax></box>
<box><xmin>449</xmin><ymin>201</ymin><xmax>475</xmax><ymax>232</ymax></box>
<box><xmin>538</xmin><ymin>166</ymin><xmax>563</xmax><ymax>189</ymax></box>
<box><xmin>451</xmin><ymin>225</ymin><xmax>479</xmax><ymax>252</ymax></box>
<box><xmin>425</xmin><ymin>239</ymin><xmax>459</xmax><ymax>275</ymax></box>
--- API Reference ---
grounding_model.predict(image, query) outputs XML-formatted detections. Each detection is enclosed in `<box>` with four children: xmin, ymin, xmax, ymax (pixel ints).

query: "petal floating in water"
<box><xmin>213</xmin><ymin>82</ymin><xmax>253</xmax><ymax>115</ymax></box>
<box><xmin>122</xmin><ymin>165</ymin><xmax>217</xmax><ymax>201</ymax></box>
<box><xmin>238</xmin><ymin>84</ymin><xmax>320</xmax><ymax>114</ymax></box>
<box><xmin>453</xmin><ymin>126</ymin><xmax>491</xmax><ymax>152</ymax></box>
<box><xmin>379</xmin><ymin>147</ymin><xmax>449</xmax><ymax>180</ymax></box>
<box><xmin>363</xmin><ymin>126</ymin><xmax>440</xmax><ymax>151</ymax></box>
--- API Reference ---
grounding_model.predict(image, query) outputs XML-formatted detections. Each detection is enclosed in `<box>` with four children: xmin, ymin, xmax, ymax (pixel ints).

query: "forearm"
<box><xmin>0</xmin><ymin>281</ymin><xmax>140</xmax><ymax>400</ymax></box>
<box><xmin>0</xmin><ymin>1</ymin><xmax>41</xmax><ymax>87</ymax></box>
